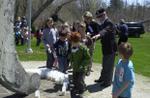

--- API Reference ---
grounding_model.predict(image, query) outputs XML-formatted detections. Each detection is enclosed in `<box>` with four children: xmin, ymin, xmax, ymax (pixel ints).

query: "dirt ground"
<box><xmin>19</xmin><ymin>61</ymin><xmax>150</xmax><ymax>98</ymax></box>
<box><xmin>0</xmin><ymin>61</ymin><xmax>145</xmax><ymax>98</ymax></box>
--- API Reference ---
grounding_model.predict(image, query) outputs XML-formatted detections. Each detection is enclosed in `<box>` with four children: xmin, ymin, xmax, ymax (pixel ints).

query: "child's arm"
<box><xmin>52</xmin><ymin>43</ymin><xmax>58</xmax><ymax>68</ymax></box>
<box><xmin>113</xmin><ymin>61</ymin><xmax>135</xmax><ymax>98</ymax></box>
<box><xmin>80</xmin><ymin>47</ymin><xmax>91</xmax><ymax>71</ymax></box>
<box><xmin>113</xmin><ymin>64</ymin><xmax>135</xmax><ymax>98</ymax></box>
<box><xmin>112</xmin><ymin>81</ymin><xmax>130</xmax><ymax>98</ymax></box>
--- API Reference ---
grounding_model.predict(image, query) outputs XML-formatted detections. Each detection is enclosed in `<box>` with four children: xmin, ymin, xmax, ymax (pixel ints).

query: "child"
<box><xmin>78</xmin><ymin>21</ymin><xmax>94</xmax><ymax>75</ymax></box>
<box><xmin>42</xmin><ymin>17</ymin><xmax>57</xmax><ymax>69</ymax></box>
<box><xmin>112</xmin><ymin>42</ymin><xmax>135</xmax><ymax>98</ymax></box>
<box><xmin>72</xmin><ymin>20</ymin><xmax>80</xmax><ymax>32</ymax></box>
<box><xmin>54</xmin><ymin>28</ymin><xmax>71</xmax><ymax>73</ymax></box>
<box><xmin>14</xmin><ymin>16</ymin><xmax>22</xmax><ymax>45</ymax></box>
<box><xmin>35</xmin><ymin>28</ymin><xmax>43</xmax><ymax>46</ymax></box>
<box><xmin>21</xmin><ymin>27</ymin><xmax>29</xmax><ymax>45</ymax></box>
<box><xmin>69</xmin><ymin>32</ymin><xmax>90</xmax><ymax>94</ymax></box>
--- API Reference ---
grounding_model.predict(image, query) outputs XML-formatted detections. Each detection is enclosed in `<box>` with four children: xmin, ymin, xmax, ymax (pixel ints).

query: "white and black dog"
<box><xmin>26</xmin><ymin>68</ymin><xmax>69</xmax><ymax>97</ymax></box>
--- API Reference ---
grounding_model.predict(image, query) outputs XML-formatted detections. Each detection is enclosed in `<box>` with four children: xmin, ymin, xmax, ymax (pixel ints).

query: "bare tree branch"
<box><xmin>54</xmin><ymin>0</ymin><xmax>76</xmax><ymax>14</ymax></box>
<box><xmin>32</xmin><ymin>0</ymin><xmax>76</xmax><ymax>24</ymax></box>
<box><xmin>56</xmin><ymin>17</ymin><xmax>64</xmax><ymax>23</ymax></box>
<box><xmin>31</xmin><ymin>0</ymin><xmax>54</xmax><ymax>24</ymax></box>
<box><xmin>52</xmin><ymin>0</ymin><xmax>76</xmax><ymax>23</ymax></box>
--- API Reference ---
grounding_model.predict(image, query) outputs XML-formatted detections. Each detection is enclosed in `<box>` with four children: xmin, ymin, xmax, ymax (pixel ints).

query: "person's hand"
<box><xmin>91</xmin><ymin>36</ymin><xmax>96</xmax><ymax>40</ymax></box>
<box><xmin>91</xmin><ymin>35</ymin><xmax>96</xmax><ymax>41</ymax></box>
<box><xmin>112</xmin><ymin>92</ymin><xmax>119</xmax><ymax>98</ymax></box>
<box><xmin>87</xmin><ymin>32</ymin><xmax>91</xmax><ymax>37</ymax></box>
<box><xmin>47</xmin><ymin>47</ymin><xmax>51</xmax><ymax>53</ymax></box>
<box><xmin>112</xmin><ymin>95</ymin><xmax>118</xmax><ymax>98</ymax></box>
<box><xmin>53</xmin><ymin>58</ymin><xmax>58</xmax><ymax>68</ymax></box>
<box><xmin>46</xmin><ymin>44</ymin><xmax>50</xmax><ymax>48</ymax></box>
<box><xmin>92</xmin><ymin>34</ymin><xmax>100</xmax><ymax>41</ymax></box>
<box><xmin>85</xmin><ymin>70</ymin><xmax>90</xmax><ymax>76</ymax></box>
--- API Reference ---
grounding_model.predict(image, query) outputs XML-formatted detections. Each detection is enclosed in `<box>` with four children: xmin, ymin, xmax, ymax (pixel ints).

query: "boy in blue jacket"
<box><xmin>112</xmin><ymin>42</ymin><xmax>135</xmax><ymax>98</ymax></box>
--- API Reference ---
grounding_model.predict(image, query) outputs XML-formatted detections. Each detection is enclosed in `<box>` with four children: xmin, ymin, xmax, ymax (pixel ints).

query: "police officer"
<box><xmin>93</xmin><ymin>8</ymin><xmax>117</xmax><ymax>88</ymax></box>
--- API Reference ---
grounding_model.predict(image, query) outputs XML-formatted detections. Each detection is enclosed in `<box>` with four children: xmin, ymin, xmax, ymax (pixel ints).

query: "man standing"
<box><xmin>82</xmin><ymin>11</ymin><xmax>100</xmax><ymax>73</ymax></box>
<box><xmin>93</xmin><ymin>8</ymin><xmax>117</xmax><ymax>88</ymax></box>
<box><xmin>83</xmin><ymin>11</ymin><xmax>99</xmax><ymax>37</ymax></box>
<box><xmin>117</xmin><ymin>19</ymin><xmax>128</xmax><ymax>45</ymax></box>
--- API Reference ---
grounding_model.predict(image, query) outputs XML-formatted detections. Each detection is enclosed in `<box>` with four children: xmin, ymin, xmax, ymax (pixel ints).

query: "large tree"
<box><xmin>0</xmin><ymin>0</ymin><xmax>40</xmax><ymax>94</ymax></box>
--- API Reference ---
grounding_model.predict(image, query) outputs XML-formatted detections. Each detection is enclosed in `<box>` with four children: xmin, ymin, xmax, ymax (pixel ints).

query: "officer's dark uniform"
<box><xmin>97</xmin><ymin>18</ymin><xmax>117</xmax><ymax>86</ymax></box>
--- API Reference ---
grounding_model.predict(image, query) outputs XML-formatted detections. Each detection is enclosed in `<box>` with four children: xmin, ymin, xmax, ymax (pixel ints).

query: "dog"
<box><xmin>26</xmin><ymin>68</ymin><xmax>69</xmax><ymax>96</ymax></box>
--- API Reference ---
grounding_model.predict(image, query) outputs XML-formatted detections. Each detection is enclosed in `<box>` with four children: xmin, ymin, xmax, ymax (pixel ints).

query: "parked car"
<box><xmin>125</xmin><ymin>22</ymin><xmax>145</xmax><ymax>37</ymax></box>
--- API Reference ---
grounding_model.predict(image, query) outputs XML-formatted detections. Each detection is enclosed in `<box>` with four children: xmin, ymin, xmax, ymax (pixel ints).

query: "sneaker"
<box><xmin>100</xmin><ymin>83</ymin><xmax>111</xmax><ymax>88</ymax></box>
<box><xmin>90</xmin><ymin>69</ymin><xmax>94</xmax><ymax>72</ymax></box>
<box><xmin>57</xmin><ymin>91</ymin><xmax>66</xmax><ymax>96</ymax></box>
<box><xmin>72</xmin><ymin>89</ymin><xmax>79</xmax><ymax>94</ymax></box>
<box><xmin>94</xmin><ymin>79</ymin><xmax>104</xmax><ymax>83</ymax></box>
<box><xmin>80</xmin><ymin>90</ymin><xmax>90</xmax><ymax>97</ymax></box>
<box><xmin>86</xmin><ymin>71</ymin><xmax>90</xmax><ymax>76</ymax></box>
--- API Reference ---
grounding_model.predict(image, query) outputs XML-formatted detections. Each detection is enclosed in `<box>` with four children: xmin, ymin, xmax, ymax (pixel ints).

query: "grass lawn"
<box><xmin>16</xmin><ymin>33</ymin><xmax>150</xmax><ymax>77</ymax></box>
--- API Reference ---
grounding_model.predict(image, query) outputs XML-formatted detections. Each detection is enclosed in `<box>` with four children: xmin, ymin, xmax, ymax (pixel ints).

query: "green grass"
<box><xmin>93</xmin><ymin>33</ymin><xmax>150</xmax><ymax>77</ymax></box>
<box><xmin>16</xmin><ymin>33</ymin><xmax>150</xmax><ymax>77</ymax></box>
<box><xmin>16</xmin><ymin>38</ymin><xmax>46</xmax><ymax>61</ymax></box>
<box><xmin>128</xmin><ymin>33</ymin><xmax>150</xmax><ymax>77</ymax></box>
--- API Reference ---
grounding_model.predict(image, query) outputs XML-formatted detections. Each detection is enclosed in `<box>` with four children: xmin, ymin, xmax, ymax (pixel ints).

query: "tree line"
<box><xmin>15</xmin><ymin>0</ymin><xmax>150</xmax><ymax>31</ymax></box>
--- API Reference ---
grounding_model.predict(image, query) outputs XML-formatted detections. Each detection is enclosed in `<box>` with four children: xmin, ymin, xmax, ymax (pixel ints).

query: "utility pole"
<box><xmin>26</xmin><ymin>0</ymin><xmax>33</xmax><ymax>53</ymax></box>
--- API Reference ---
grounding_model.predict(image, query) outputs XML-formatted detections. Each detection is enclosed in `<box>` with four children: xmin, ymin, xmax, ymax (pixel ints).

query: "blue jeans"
<box><xmin>46</xmin><ymin>50</ymin><xmax>54</xmax><ymax>69</ymax></box>
<box><xmin>58</xmin><ymin>56</ymin><xmax>68</xmax><ymax>73</ymax></box>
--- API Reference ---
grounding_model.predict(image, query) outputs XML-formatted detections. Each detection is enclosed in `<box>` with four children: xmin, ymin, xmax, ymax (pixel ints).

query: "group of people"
<box><xmin>41</xmin><ymin>8</ymin><xmax>135</xmax><ymax>98</ymax></box>
<box><xmin>14</xmin><ymin>16</ymin><xmax>29</xmax><ymax>45</ymax></box>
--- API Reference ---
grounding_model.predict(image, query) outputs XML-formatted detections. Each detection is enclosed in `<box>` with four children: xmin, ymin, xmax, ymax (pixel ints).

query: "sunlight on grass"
<box><xmin>16</xmin><ymin>33</ymin><xmax>150</xmax><ymax>77</ymax></box>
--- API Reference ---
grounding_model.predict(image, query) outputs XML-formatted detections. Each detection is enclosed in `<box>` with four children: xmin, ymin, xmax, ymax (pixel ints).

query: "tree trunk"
<box><xmin>0</xmin><ymin>0</ymin><xmax>40</xmax><ymax>95</ymax></box>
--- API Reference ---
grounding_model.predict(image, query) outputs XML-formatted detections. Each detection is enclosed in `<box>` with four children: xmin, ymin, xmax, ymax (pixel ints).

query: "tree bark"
<box><xmin>31</xmin><ymin>0</ymin><xmax>55</xmax><ymax>24</ymax></box>
<box><xmin>32</xmin><ymin>0</ymin><xmax>76</xmax><ymax>24</ymax></box>
<box><xmin>0</xmin><ymin>0</ymin><xmax>40</xmax><ymax>95</ymax></box>
<box><xmin>51</xmin><ymin>0</ymin><xmax>76</xmax><ymax>23</ymax></box>
<box><xmin>14</xmin><ymin>0</ymin><xmax>27</xmax><ymax>19</ymax></box>
<box><xmin>54</xmin><ymin>0</ymin><xmax>76</xmax><ymax>15</ymax></box>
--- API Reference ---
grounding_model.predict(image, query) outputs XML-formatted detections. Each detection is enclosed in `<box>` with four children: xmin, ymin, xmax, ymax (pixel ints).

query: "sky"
<box><xmin>106</xmin><ymin>0</ymin><xmax>150</xmax><ymax>5</ymax></box>
<box><xmin>126</xmin><ymin>0</ymin><xmax>149</xmax><ymax>5</ymax></box>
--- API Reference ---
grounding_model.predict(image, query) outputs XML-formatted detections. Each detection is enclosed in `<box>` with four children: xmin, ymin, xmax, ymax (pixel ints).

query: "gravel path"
<box><xmin>21</xmin><ymin>61</ymin><xmax>150</xmax><ymax>98</ymax></box>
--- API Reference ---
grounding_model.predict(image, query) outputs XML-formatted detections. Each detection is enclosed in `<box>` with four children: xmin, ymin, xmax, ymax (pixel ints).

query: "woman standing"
<box><xmin>43</xmin><ymin>17</ymin><xmax>58</xmax><ymax>69</ymax></box>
